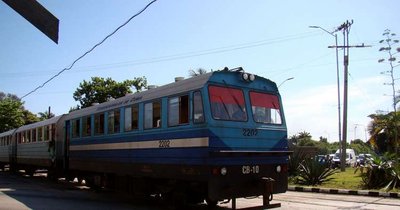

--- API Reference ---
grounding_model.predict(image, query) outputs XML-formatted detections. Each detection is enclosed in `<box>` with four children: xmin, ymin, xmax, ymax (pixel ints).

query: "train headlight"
<box><xmin>276</xmin><ymin>165</ymin><xmax>282</xmax><ymax>173</ymax></box>
<box><xmin>249</xmin><ymin>74</ymin><xmax>255</xmax><ymax>81</ymax></box>
<box><xmin>220</xmin><ymin>167</ymin><xmax>227</xmax><ymax>176</ymax></box>
<box><xmin>241</xmin><ymin>73</ymin><xmax>249</xmax><ymax>81</ymax></box>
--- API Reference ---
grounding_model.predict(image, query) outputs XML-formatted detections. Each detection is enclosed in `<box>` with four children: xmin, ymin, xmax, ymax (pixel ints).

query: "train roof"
<box><xmin>65</xmin><ymin>72</ymin><xmax>214</xmax><ymax>120</ymax></box>
<box><xmin>16</xmin><ymin>115</ymin><xmax>64</xmax><ymax>132</ymax></box>
<box><xmin>65</xmin><ymin>69</ymin><xmax>278</xmax><ymax>120</ymax></box>
<box><xmin>0</xmin><ymin>128</ymin><xmax>16</xmax><ymax>137</ymax></box>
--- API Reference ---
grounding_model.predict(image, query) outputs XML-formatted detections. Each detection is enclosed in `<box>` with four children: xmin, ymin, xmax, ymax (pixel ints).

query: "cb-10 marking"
<box><xmin>242</xmin><ymin>165</ymin><xmax>260</xmax><ymax>174</ymax></box>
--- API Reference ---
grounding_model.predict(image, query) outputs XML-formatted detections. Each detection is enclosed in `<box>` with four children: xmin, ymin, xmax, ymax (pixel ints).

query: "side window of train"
<box><xmin>144</xmin><ymin>101</ymin><xmax>161</xmax><ymax>129</ymax></box>
<box><xmin>38</xmin><ymin>127</ymin><xmax>43</xmax><ymax>141</ymax></box>
<box><xmin>95</xmin><ymin>113</ymin><xmax>105</xmax><ymax>135</ymax></box>
<box><xmin>72</xmin><ymin>118</ymin><xmax>80</xmax><ymax>138</ymax></box>
<box><xmin>32</xmin><ymin>128</ymin><xmax>37</xmax><ymax>142</ymax></box>
<box><xmin>82</xmin><ymin>116</ymin><xmax>92</xmax><ymax>137</ymax></box>
<box><xmin>51</xmin><ymin>124</ymin><xmax>56</xmax><ymax>140</ymax></box>
<box><xmin>44</xmin><ymin>125</ymin><xmax>50</xmax><ymax>141</ymax></box>
<box><xmin>125</xmin><ymin>104</ymin><xmax>139</xmax><ymax>131</ymax></box>
<box><xmin>168</xmin><ymin>95</ymin><xmax>189</xmax><ymax>127</ymax></box>
<box><xmin>108</xmin><ymin>109</ymin><xmax>121</xmax><ymax>134</ymax></box>
<box><xmin>26</xmin><ymin>130</ymin><xmax>31</xmax><ymax>143</ymax></box>
<box><xmin>193</xmin><ymin>91</ymin><xmax>205</xmax><ymax>124</ymax></box>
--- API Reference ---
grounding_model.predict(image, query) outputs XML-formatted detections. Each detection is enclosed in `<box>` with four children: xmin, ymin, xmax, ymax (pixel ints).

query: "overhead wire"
<box><xmin>20</xmin><ymin>0</ymin><xmax>158</xmax><ymax>99</ymax></box>
<box><xmin>4</xmin><ymin>31</ymin><xmax>321</xmax><ymax>78</ymax></box>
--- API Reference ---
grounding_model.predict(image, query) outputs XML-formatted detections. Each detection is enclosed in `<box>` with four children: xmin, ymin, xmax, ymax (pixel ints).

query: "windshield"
<box><xmin>209</xmin><ymin>85</ymin><xmax>247</xmax><ymax>121</ymax></box>
<box><xmin>250</xmin><ymin>91</ymin><xmax>282</xmax><ymax>124</ymax></box>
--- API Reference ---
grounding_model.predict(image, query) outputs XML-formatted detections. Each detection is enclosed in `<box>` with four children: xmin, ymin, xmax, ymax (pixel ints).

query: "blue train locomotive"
<box><xmin>0</xmin><ymin>68</ymin><xmax>289</xmax><ymax>208</ymax></box>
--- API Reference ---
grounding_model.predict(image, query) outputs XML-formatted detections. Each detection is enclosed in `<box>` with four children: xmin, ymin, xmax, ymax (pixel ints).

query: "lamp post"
<box><xmin>309</xmin><ymin>25</ymin><xmax>343</xmax><ymax>168</ymax></box>
<box><xmin>278</xmin><ymin>77</ymin><xmax>294</xmax><ymax>88</ymax></box>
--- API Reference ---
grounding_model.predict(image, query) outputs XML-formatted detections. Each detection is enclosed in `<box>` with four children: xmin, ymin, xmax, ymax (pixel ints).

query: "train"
<box><xmin>0</xmin><ymin>67</ymin><xmax>289</xmax><ymax>209</ymax></box>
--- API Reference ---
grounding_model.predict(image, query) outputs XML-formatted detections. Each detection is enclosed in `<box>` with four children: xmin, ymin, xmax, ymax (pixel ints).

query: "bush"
<box><xmin>296</xmin><ymin>158</ymin><xmax>338</xmax><ymax>186</ymax></box>
<box><xmin>356</xmin><ymin>153</ymin><xmax>400</xmax><ymax>191</ymax></box>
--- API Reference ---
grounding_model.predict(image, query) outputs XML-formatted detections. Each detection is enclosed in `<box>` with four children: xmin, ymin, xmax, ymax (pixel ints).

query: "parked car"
<box><xmin>357</xmin><ymin>153</ymin><xmax>373</xmax><ymax>166</ymax></box>
<box><xmin>332</xmin><ymin>149</ymin><xmax>356</xmax><ymax>168</ymax></box>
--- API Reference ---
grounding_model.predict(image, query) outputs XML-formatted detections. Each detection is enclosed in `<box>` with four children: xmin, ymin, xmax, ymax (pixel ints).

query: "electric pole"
<box><xmin>329</xmin><ymin>20</ymin><xmax>371</xmax><ymax>172</ymax></box>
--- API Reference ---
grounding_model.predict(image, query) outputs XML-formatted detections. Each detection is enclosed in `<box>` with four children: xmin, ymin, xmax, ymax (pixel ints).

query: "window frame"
<box><xmin>208</xmin><ymin>85</ymin><xmax>248</xmax><ymax>122</ymax></box>
<box><xmin>249</xmin><ymin>91</ymin><xmax>282</xmax><ymax>125</ymax></box>
<box><xmin>168</xmin><ymin>94</ymin><xmax>189</xmax><ymax>127</ymax></box>
<box><xmin>144</xmin><ymin>100</ymin><xmax>162</xmax><ymax>129</ymax></box>
<box><xmin>124</xmin><ymin>104</ymin><xmax>139</xmax><ymax>132</ymax></box>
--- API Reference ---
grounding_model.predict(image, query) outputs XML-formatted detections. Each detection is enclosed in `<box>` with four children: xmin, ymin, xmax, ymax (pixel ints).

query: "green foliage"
<box><xmin>73</xmin><ymin>76</ymin><xmax>147</xmax><ymax>108</ymax></box>
<box><xmin>288</xmin><ymin>147</ymin><xmax>308</xmax><ymax>176</ymax></box>
<box><xmin>0</xmin><ymin>91</ymin><xmax>40</xmax><ymax>132</ymax></box>
<box><xmin>350</xmin><ymin>139</ymin><xmax>374</xmax><ymax>155</ymax></box>
<box><xmin>368</xmin><ymin>112</ymin><xmax>400</xmax><ymax>153</ymax></box>
<box><xmin>0</xmin><ymin>98</ymin><xmax>24</xmax><ymax>132</ymax></box>
<box><xmin>38</xmin><ymin>110</ymin><xmax>55</xmax><ymax>120</ymax></box>
<box><xmin>355</xmin><ymin>153</ymin><xmax>400</xmax><ymax>190</ymax></box>
<box><xmin>296</xmin><ymin>158</ymin><xmax>338</xmax><ymax>186</ymax></box>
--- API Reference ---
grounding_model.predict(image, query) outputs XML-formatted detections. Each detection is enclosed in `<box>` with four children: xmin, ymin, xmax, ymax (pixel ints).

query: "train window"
<box><xmin>250</xmin><ymin>92</ymin><xmax>282</xmax><ymax>124</ymax></box>
<box><xmin>108</xmin><ymin>109</ymin><xmax>121</xmax><ymax>134</ymax></box>
<box><xmin>168</xmin><ymin>95</ymin><xmax>189</xmax><ymax>126</ymax></box>
<box><xmin>95</xmin><ymin>113</ymin><xmax>105</xmax><ymax>135</ymax></box>
<box><xmin>32</xmin><ymin>129</ymin><xmax>37</xmax><ymax>142</ymax></box>
<box><xmin>17</xmin><ymin>133</ymin><xmax>21</xmax><ymax>144</ymax></box>
<box><xmin>209</xmin><ymin>86</ymin><xmax>247</xmax><ymax>121</ymax></box>
<box><xmin>82</xmin><ymin>116</ymin><xmax>92</xmax><ymax>137</ymax></box>
<box><xmin>44</xmin><ymin>125</ymin><xmax>50</xmax><ymax>141</ymax></box>
<box><xmin>26</xmin><ymin>130</ymin><xmax>31</xmax><ymax>143</ymax></box>
<box><xmin>38</xmin><ymin>127</ymin><xmax>43</xmax><ymax>141</ymax></box>
<box><xmin>51</xmin><ymin>124</ymin><xmax>56</xmax><ymax>141</ymax></box>
<box><xmin>144</xmin><ymin>101</ymin><xmax>161</xmax><ymax>129</ymax></box>
<box><xmin>72</xmin><ymin>119</ymin><xmax>80</xmax><ymax>138</ymax></box>
<box><xmin>125</xmin><ymin>105</ymin><xmax>139</xmax><ymax>131</ymax></box>
<box><xmin>21</xmin><ymin>132</ymin><xmax>26</xmax><ymax>143</ymax></box>
<box><xmin>193</xmin><ymin>91</ymin><xmax>205</xmax><ymax>123</ymax></box>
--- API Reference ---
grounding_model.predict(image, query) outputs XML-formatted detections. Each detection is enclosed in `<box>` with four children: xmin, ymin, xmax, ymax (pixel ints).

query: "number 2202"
<box><xmin>242</xmin><ymin>128</ymin><xmax>258</xmax><ymax>136</ymax></box>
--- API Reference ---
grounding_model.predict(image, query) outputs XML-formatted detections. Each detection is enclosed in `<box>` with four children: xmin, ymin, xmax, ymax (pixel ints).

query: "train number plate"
<box><xmin>242</xmin><ymin>165</ymin><xmax>260</xmax><ymax>174</ymax></box>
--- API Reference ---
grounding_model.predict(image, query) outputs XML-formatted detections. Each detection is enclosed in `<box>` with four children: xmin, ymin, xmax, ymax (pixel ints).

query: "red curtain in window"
<box><xmin>250</xmin><ymin>92</ymin><xmax>280</xmax><ymax>109</ymax></box>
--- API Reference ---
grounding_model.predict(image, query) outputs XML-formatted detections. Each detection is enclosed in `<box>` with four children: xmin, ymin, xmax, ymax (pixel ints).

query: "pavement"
<box><xmin>288</xmin><ymin>185</ymin><xmax>400</xmax><ymax>198</ymax></box>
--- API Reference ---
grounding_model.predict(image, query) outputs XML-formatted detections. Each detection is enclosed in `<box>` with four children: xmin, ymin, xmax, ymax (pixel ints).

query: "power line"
<box><xmin>20</xmin><ymin>0</ymin><xmax>158</xmax><ymax>99</ymax></box>
<box><xmin>4</xmin><ymin>30</ymin><xmax>320</xmax><ymax>78</ymax></box>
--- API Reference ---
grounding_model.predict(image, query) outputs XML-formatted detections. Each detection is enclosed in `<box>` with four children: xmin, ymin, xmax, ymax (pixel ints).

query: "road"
<box><xmin>1</xmin><ymin>170</ymin><xmax>400</xmax><ymax>210</ymax></box>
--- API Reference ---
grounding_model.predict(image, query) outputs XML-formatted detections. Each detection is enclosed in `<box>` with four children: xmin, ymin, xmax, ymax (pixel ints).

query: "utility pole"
<box><xmin>329</xmin><ymin>20</ymin><xmax>371</xmax><ymax>171</ymax></box>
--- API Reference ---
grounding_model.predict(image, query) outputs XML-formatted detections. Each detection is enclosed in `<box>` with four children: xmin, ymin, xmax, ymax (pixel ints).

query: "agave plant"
<box><xmin>296</xmin><ymin>158</ymin><xmax>337</xmax><ymax>186</ymax></box>
<box><xmin>355</xmin><ymin>153</ymin><xmax>400</xmax><ymax>190</ymax></box>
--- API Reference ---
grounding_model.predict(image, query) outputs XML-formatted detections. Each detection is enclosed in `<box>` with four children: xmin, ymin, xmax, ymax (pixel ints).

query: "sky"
<box><xmin>1</xmin><ymin>0</ymin><xmax>399</xmax><ymax>142</ymax></box>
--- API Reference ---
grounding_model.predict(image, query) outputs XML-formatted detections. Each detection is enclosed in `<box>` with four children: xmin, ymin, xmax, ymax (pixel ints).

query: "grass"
<box><xmin>289</xmin><ymin>167</ymin><xmax>400</xmax><ymax>192</ymax></box>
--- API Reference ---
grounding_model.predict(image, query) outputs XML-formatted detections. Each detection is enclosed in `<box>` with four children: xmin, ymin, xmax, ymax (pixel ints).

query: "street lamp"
<box><xmin>278</xmin><ymin>77</ymin><xmax>294</xmax><ymax>88</ymax></box>
<box><xmin>309</xmin><ymin>25</ymin><xmax>343</xmax><ymax>170</ymax></box>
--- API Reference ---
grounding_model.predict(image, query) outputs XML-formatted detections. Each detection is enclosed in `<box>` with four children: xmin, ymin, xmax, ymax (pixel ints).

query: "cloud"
<box><xmin>283</xmin><ymin>75</ymin><xmax>389</xmax><ymax>142</ymax></box>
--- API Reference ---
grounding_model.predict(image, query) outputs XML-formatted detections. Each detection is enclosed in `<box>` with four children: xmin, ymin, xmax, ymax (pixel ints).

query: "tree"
<box><xmin>378</xmin><ymin>29</ymin><xmax>400</xmax><ymax>112</ymax></box>
<box><xmin>188</xmin><ymin>68</ymin><xmax>208</xmax><ymax>77</ymax></box>
<box><xmin>0</xmin><ymin>91</ymin><xmax>39</xmax><ymax>132</ymax></box>
<box><xmin>38</xmin><ymin>110</ymin><xmax>55</xmax><ymax>120</ymax></box>
<box><xmin>377</xmin><ymin>29</ymin><xmax>400</xmax><ymax>154</ymax></box>
<box><xmin>73</xmin><ymin>76</ymin><xmax>147</xmax><ymax>109</ymax></box>
<box><xmin>0</xmin><ymin>98</ymin><xmax>24</xmax><ymax>132</ymax></box>
<box><xmin>368</xmin><ymin>112</ymin><xmax>400</xmax><ymax>154</ymax></box>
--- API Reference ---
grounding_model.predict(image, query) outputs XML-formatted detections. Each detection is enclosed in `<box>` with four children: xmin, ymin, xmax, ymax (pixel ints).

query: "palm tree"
<box><xmin>188</xmin><ymin>68</ymin><xmax>208</xmax><ymax>77</ymax></box>
<box><xmin>38</xmin><ymin>110</ymin><xmax>55</xmax><ymax>120</ymax></box>
<box><xmin>368</xmin><ymin>112</ymin><xmax>400</xmax><ymax>153</ymax></box>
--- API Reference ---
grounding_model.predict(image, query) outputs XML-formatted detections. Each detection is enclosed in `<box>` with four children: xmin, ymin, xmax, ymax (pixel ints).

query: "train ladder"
<box><xmin>231</xmin><ymin>177</ymin><xmax>281</xmax><ymax>210</ymax></box>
